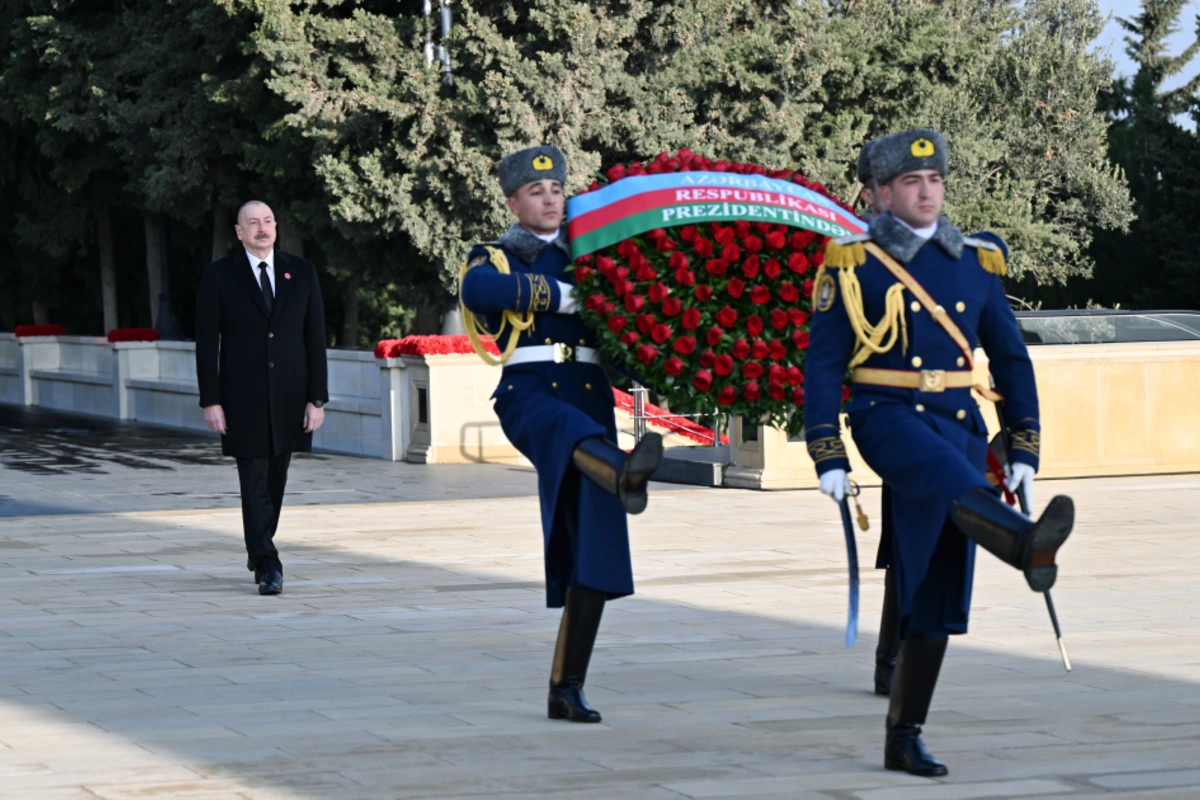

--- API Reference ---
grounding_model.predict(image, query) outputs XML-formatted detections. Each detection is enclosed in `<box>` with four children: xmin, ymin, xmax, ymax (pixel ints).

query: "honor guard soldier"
<box><xmin>459</xmin><ymin>145</ymin><xmax>664</xmax><ymax>724</ymax></box>
<box><xmin>805</xmin><ymin>129</ymin><xmax>1075</xmax><ymax>776</ymax></box>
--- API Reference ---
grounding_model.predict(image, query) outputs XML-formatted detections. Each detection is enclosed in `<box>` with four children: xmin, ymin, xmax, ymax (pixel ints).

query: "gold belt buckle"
<box><xmin>918</xmin><ymin>369</ymin><xmax>946</xmax><ymax>393</ymax></box>
<box><xmin>553</xmin><ymin>343</ymin><xmax>575</xmax><ymax>364</ymax></box>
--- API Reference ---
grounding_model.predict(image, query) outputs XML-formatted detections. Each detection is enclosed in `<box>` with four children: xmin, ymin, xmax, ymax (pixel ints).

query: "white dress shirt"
<box><xmin>246</xmin><ymin>248</ymin><xmax>276</xmax><ymax>297</ymax></box>
<box><xmin>896</xmin><ymin>217</ymin><xmax>938</xmax><ymax>241</ymax></box>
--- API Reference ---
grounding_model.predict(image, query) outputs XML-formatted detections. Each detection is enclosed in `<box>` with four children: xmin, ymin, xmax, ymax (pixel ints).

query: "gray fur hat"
<box><xmin>856</xmin><ymin>140</ymin><xmax>876</xmax><ymax>184</ymax></box>
<box><xmin>869</xmin><ymin>129</ymin><xmax>948</xmax><ymax>185</ymax></box>
<box><xmin>497</xmin><ymin>145</ymin><xmax>567</xmax><ymax>197</ymax></box>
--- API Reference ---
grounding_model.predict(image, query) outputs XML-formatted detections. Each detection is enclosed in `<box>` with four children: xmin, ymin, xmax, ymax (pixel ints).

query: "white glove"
<box><xmin>819</xmin><ymin>468</ymin><xmax>851</xmax><ymax>503</ymax></box>
<box><xmin>555</xmin><ymin>280</ymin><xmax>579</xmax><ymax>314</ymax></box>
<box><xmin>1005</xmin><ymin>462</ymin><xmax>1035</xmax><ymax>513</ymax></box>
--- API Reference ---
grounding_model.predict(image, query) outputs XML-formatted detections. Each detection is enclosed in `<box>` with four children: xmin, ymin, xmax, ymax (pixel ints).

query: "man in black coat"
<box><xmin>195</xmin><ymin>200</ymin><xmax>329</xmax><ymax>595</ymax></box>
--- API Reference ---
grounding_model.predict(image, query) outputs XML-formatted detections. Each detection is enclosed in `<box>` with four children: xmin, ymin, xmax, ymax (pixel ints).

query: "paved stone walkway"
<box><xmin>1</xmin><ymin>474</ymin><xmax>1198</xmax><ymax>798</ymax></box>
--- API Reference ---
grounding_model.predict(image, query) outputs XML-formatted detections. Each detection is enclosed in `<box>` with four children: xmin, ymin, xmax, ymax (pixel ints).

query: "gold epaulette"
<box><xmin>824</xmin><ymin>233</ymin><xmax>870</xmax><ymax>269</ymax></box>
<box><xmin>963</xmin><ymin>236</ymin><xmax>1007</xmax><ymax>276</ymax></box>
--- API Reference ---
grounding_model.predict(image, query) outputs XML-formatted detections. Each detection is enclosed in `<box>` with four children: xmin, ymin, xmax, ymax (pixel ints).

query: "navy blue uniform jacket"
<box><xmin>459</xmin><ymin>228</ymin><xmax>633</xmax><ymax>608</ymax></box>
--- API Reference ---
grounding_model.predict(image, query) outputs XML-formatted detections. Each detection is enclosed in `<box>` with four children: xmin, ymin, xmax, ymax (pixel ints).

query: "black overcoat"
<box><xmin>195</xmin><ymin>248</ymin><xmax>329</xmax><ymax>458</ymax></box>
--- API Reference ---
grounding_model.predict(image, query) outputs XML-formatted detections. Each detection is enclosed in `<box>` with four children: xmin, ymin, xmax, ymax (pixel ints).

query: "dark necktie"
<box><xmin>258</xmin><ymin>262</ymin><xmax>274</xmax><ymax>313</ymax></box>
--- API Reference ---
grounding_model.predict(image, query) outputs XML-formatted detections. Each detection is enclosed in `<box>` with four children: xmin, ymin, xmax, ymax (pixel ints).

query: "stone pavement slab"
<box><xmin>0</xmin><ymin>472</ymin><xmax>1198</xmax><ymax>798</ymax></box>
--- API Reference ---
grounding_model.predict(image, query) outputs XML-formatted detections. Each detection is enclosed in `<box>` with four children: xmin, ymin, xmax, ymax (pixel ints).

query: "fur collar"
<box><xmin>867</xmin><ymin>212</ymin><xmax>963</xmax><ymax>264</ymax></box>
<box><xmin>497</xmin><ymin>223</ymin><xmax>570</xmax><ymax>265</ymax></box>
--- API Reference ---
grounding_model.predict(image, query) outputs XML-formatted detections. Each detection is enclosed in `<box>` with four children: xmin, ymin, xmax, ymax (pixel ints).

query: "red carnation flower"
<box><xmin>695</xmin><ymin>284</ymin><xmax>713</xmax><ymax>301</ymax></box>
<box><xmin>606</xmin><ymin>164</ymin><xmax>627</xmax><ymax>182</ymax></box>
<box><xmin>637</xmin><ymin>313</ymin><xmax>657</xmax><ymax>334</ymax></box>
<box><xmin>744</xmin><ymin>381</ymin><xmax>762</xmax><ymax>402</ymax></box>
<box><xmin>803</xmin><ymin>279</ymin><xmax>815</xmax><ymax>298</ymax></box>
<box><xmin>682</xmin><ymin>308</ymin><xmax>702</xmax><ymax>330</ymax></box>
<box><xmin>769</xmin><ymin>339</ymin><xmax>788</xmax><ymax>361</ymax></box>
<box><xmin>779</xmin><ymin>282</ymin><xmax>800</xmax><ymax>304</ymax></box>
<box><xmin>766</xmin><ymin>230</ymin><xmax>786</xmax><ymax>250</ymax></box>
<box><xmin>742</xmin><ymin>255</ymin><xmax>761</xmax><ymax>279</ymax></box>
<box><xmin>608</xmin><ymin>316</ymin><xmax>628</xmax><ymax>334</ymax></box>
<box><xmin>693</xmin><ymin>369</ymin><xmax>714</xmax><ymax>392</ymax></box>
<box><xmin>664</xmin><ymin>356</ymin><xmax>685</xmax><ymax>377</ymax></box>
<box><xmin>679</xmin><ymin>225</ymin><xmax>699</xmax><ymax>243</ymax></box>
<box><xmin>675</xmin><ymin>268</ymin><xmax>697</xmax><ymax>287</ymax></box>
<box><xmin>648</xmin><ymin>282</ymin><xmax>669</xmax><ymax>302</ymax></box>
<box><xmin>769</xmin><ymin>382</ymin><xmax>787</xmax><ymax>401</ymax></box>
<box><xmin>718</xmin><ymin>386</ymin><xmax>738</xmax><ymax>406</ymax></box>
<box><xmin>714</xmin><ymin>227</ymin><xmax>736</xmax><ymax>246</ymax></box>
<box><xmin>770</xmin><ymin>309</ymin><xmax>789</xmax><ymax>329</ymax></box>
<box><xmin>721</xmin><ymin>242</ymin><xmax>742</xmax><ymax>262</ymax></box>
<box><xmin>714</xmin><ymin>353</ymin><xmax>734</xmax><ymax>376</ymax></box>
<box><xmin>636</xmin><ymin>344</ymin><xmax>659</xmax><ymax>365</ymax></box>
<box><xmin>699</xmin><ymin>349</ymin><xmax>716</xmax><ymax>368</ymax></box>
<box><xmin>764</xmin><ymin>258</ymin><xmax>781</xmax><ymax>279</ymax></box>
<box><xmin>750</xmin><ymin>285</ymin><xmax>771</xmax><ymax>304</ymax></box>
<box><xmin>706</xmin><ymin>325</ymin><xmax>724</xmax><ymax>346</ymax></box>
<box><xmin>788</xmin><ymin>252</ymin><xmax>809</xmax><ymax>274</ymax></box>
<box><xmin>716</xmin><ymin>306</ymin><xmax>738</xmax><ymax>328</ymax></box>
<box><xmin>788</xmin><ymin>308</ymin><xmax>809</xmax><ymax>326</ymax></box>
<box><xmin>744</xmin><ymin>361</ymin><xmax>764</xmax><ymax>380</ymax></box>
<box><xmin>746</xmin><ymin>314</ymin><xmax>764</xmax><ymax>338</ymax></box>
<box><xmin>792</xmin><ymin>329</ymin><xmax>810</xmax><ymax>349</ymax></box>
<box><xmin>787</xmin><ymin>366</ymin><xmax>804</xmax><ymax>386</ymax></box>
<box><xmin>706</xmin><ymin>259</ymin><xmax>729</xmax><ymax>277</ymax></box>
<box><xmin>669</xmin><ymin>251</ymin><xmax>689</xmax><ymax>270</ymax></box>
<box><xmin>793</xmin><ymin>387</ymin><xmax>806</xmax><ymax>407</ymax></box>
<box><xmin>673</xmin><ymin>336</ymin><xmax>697</xmax><ymax>356</ymax></box>
<box><xmin>662</xmin><ymin>297</ymin><xmax>683</xmax><ymax>317</ymax></box>
<box><xmin>625</xmin><ymin>293</ymin><xmax>645</xmax><ymax>312</ymax></box>
<box><xmin>727</xmin><ymin>278</ymin><xmax>745</xmax><ymax>299</ymax></box>
<box><xmin>694</xmin><ymin>238</ymin><xmax>714</xmax><ymax>257</ymax></box>
<box><xmin>751</xmin><ymin>340</ymin><xmax>770</xmax><ymax>360</ymax></box>
<box><xmin>620</xmin><ymin>331</ymin><xmax>640</xmax><ymax>346</ymax></box>
<box><xmin>731</xmin><ymin>338</ymin><xmax>750</xmax><ymax>359</ymax></box>
<box><xmin>651</xmin><ymin>323</ymin><xmax>673</xmax><ymax>344</ymax></box>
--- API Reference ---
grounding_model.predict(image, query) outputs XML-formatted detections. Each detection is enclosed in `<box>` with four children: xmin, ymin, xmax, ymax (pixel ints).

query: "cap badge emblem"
<box><xmin>910</xmin><ymin>138</ymin><xmax>935</xmax><ymax>157</ymax></box>
<box><xmin>532</xmin><ymin>154</ymin><xmax>554</xmax><ymax>171</ymax></box>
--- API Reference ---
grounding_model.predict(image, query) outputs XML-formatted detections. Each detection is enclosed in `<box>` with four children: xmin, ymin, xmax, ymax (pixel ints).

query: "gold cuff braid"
<box><xmin>528</xmin><ymin>274</ymin><xmax>553</xmax><ymax>312</ymax></box>
<box><xmin>1010</xmin><ymin>428</ymin><xmax>1041</xmax><ymax>458</ymax></box>
<box><xmin>807</xmin><ymin>436</ymin><xmax>848</xmax><ymax>465</ymax></box>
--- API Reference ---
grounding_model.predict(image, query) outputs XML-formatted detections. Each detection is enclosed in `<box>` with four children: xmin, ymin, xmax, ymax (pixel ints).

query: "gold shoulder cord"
<box><xmin>459</xmin><ymin>245</ymin><xmax>536</xmax><ymax>367</ymax></box>
<box><xmin>821</xmin><ymin>241</ymin><xmax>907</xmax><ymax>368</ymax></box>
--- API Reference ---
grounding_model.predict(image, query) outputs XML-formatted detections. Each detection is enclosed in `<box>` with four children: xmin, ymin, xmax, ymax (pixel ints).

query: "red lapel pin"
<box><xmin>284</xmin><ymin>273</ymin><xmax>291</xmax><ymax>280</ymax></box>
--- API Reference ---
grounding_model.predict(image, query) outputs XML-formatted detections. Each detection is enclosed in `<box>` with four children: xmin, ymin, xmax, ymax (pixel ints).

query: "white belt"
<box><xmin>505</xmin><ymin>343</ymin><xmax>600</xmax><ymax>366</ymax></box>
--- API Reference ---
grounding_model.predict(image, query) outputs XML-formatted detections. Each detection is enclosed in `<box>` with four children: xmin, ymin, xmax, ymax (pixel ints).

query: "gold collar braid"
<box><xmin>459</xmin><ymin>245</ymin><xmax>536</xmax><ymax>366</ymax></box>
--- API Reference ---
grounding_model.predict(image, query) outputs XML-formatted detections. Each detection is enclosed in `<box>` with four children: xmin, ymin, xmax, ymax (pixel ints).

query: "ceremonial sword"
<box><xmin>838</xmin><ymin>483</ymin><xmax>862</xmax><ymax>647</ymax></box>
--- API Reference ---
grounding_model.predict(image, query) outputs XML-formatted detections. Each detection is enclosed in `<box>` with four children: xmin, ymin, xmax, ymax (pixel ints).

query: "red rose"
<box><xmin>727</xmin><ymin>278</ymin><xmax>745</xmax><ymax>299</ymax></box>
<box><xmin>768</xmin><ymin>364</ymin><xmax>785</xmax><ymax>384</ymax></box>
<box><xmin>787</xmin><ymin>366</ymin><xmax>803</xmax><ymax>386</ymax></box>
<box><xmin>770</xmin><ymin>309</ymin><xmax>789</xmax><ymax>329</ymax></box>
<box><xmin>664</xmin><ymin>356</ymin><xmax>685</xmax><ymax>376</ymax></box>
<box><xmin>768</xmin><ymin>382</ymin><xmax>786</xmax><ymax>401</ymax></box>
<box><xmin>706</xmin><ymin>325</ymin><xmax>724</xmax><ymax>346</ymax></box>
<box><xmin>646</xmin><ymin>228</ymin><xmax>665</xmax><ymax>241</ymax></box>
<box><xmin>751</xmin><ymin>340</ymin><xmax>770</xmax><ymax>360</ymax></box>
<box><xmin>769</xmin><ymin>339</ymin><xmax>788</xmax><ymax>361</ymax></box>
<box><xmin>764</xmin><ymin>258</ymin><xmax>781</xmax><ymax>279</ymax></box>
<box><xmin>694</xmin><ymin>238</ymin><xmax>714</xmax><ymax>257</ymax></box>
<box><xmin>635</xmin><ymin>266</ymin><xmax>658</xmax><ymax>282</ymax></box>
<box><xmin>789</xmin><ymin>231</ymin><xmax>811</xmax><ymax>251</ymax></box>
<box><xmin>788</xmin><ymin>252</ymin><xmax>809</xmax><ymax>274</ymax></box>
<box><xmin>731</xmin><ymin>338</ymin><xmax>750</xmax><ymax>359</ymax></box>
<box><xmin>744</xmin><ymin>381</ymin><xmax>762</xmax><ymax>402</ymax></box>
<box><xmin>788</xmin><ymin>308</ymin><xmax>809</xmax><ymax>326</ymax></box>
<box><xmin>721</xmin><ymin>242</ymin><xmax>742</xmax><ymax>262</ymax></box>
<box><xmin>716</xmin><ymin>306</ymin><xmax>738</xmax><ymax>328</ymax></box>
<box><xmin>792</xmin><ymin>329</ymin><xmax>810</xmax><ymax>349</ymax></box>
<box><xmin>637</xmin><ymin>313</ymin><xmax>656</xmax><ymax>334</ymax></box>
<box><xmin>608</xmin><ymin>315</ymin><xmax>628</xmax><ymax>333</ymax></box>
<box><xmin>812</xmin><ymin>250</ymin><xmax>825</xmax><ymax>267</ymax></box>
<box><xmin>620</xmin><ymin>331</ymin><xmax>640</xmax><ymax>346</ymax></box>
<box><xmin>699</xmin><ymin>349</ymin><xmax>716</xmax><ymax>368</ymax></box>
<box><xmin>733</xmin><ymin>220</ymin><xmax>751</xmax><ymax>237</ymax></box>
<box><xmin>742</xmin><ymin>255</ymin><xmax>760</xmax><ymax>279</ymax></box>
<box><xmin>596</xmin><ymin>255</ymin><xmax>616</xmax><ymax>274</ymax></box>
<box><xmin>636</xmin><ymin>344</ymin><xmax>659</xmax><ymax>365</ymax></box>
<box><xmin>603</xmin><ymin>302</ymin><xmax>616</xmax><ymax>314</ymax></box>
<box><xmin>574</xmin><ymin>266</ymin><xmax>594</xmax><ymax>282</ymax></box>
<box><xmin>673</xmin><ymin>336</ymin><xmax>697</xmax><ymax>355</ymax></box>
<box><xmin>648</xmin><ymin>282</ymin><xmax>669</xmax><ymax>302</ymax></box>
<box><xmin>793</xmin><ymin>387</ymin><xmax>806</xmax><ymax>407</ymax></box>
<box><xmin>681</xmin><ymin>308</ymin><xmax>701</xmax><ymax>330</ymax></box>
<box><xmin>744</xmin><ymin>361</ymin><xmax>764</xmax><ymax>380</ymax></box>
<box><xmin>586</xmin><ymin>293</ymin><xmax>607</xmax><ymax>310</ymax></box>
<box><xmin>718</xmin><ymin>386</ymin><xmax>738</xmax><ymax>406</ymax></box>
<box><xmin>803</xmin><ymin>279</ymin><xmax>815</xmax><ymax>298</ymax></box>
<box><xmin>714</xmin><ymin>227</ymin><xmax>736</xmax><ymax>245</ymax></box>
<box><xmin>630</xmin><ymin>251</ymin><xmax>649</xmax><ymax>271</ymax></box>
<box><xmin>746</xmin><ymin>314</ymin><xmax>764</xmax><ymax>338</ymax></box>
<box><xmin>706</xmin><ymin>259</ymin><xmax>729</xmax><ymax>277</ymax></box>
<box><xmin>627</xmin><ymin>162</ymin><xmax>645</xmax><ymax>176</ymax></box>
<box><xmin>662</xmin><ymin>297</ymin><xmax>683</xmax><ymax>317</ymax></box>
<box><xmin>669</xmin><ymin>251</ymin><xmax>689</xmax><ymax>270</ymax></box>
<box><xmin>750</xmin><ymin>285</ymin><xmax>771</xmax><ymax>304</ymax></box>
<box><xmin>842</xmin><ymin>385</ymin><xmax>852</xmax><ymax>402</ymax></box>
<box><xmin>693</xmin><ymin>369</ymin><xmax>714</xmax><ymax>392</ymax></box>
<box><xmin>765</xmin><ymin>230</ymin><xmax>786</xmax><ymax>250</ymax></box>
<box><xmin>742</xmin><ymin>235</ymin><xmax>763</xmax><ymax>255</ymax></box>
<box><xmin>779</xmin><ymin>282</ymin><xmax>800</xmax><ymax>304</ymax></box>
<box><xmin>695</xmin><ymin>285</ymin><xmax>713</xmax><ymax>301</ymax></box>
<box><xmin>606</xmin><ymin>164</ymin><xmax>627</xmax><ymax>182</ymax></box>
<box><xmin>679</xmin><ymin>225</ymin><xmax>699</xmax><ymax>243</ymax></box>
<box><xmin>658</xmin><ymin>237</ymin><xmax>677</xmax><ymax>253</ymax></box>
<box><xmin>651</xmin><ymin>323</ymin><xmax>673</xmax><ymax>344</ymax></box>
<box><xmin>675</xmin><ymin>268</ymin><xmax>696</xmax><ymax>287</ymax></box>
<box><xmin>714</xmin><ymin>353</ymin><xmax>734</xmax><ymax>376</ymax></box>
<box><xmin>617</xmin><ymin>240</ymin><xmax>637</xmax><ymax>258</ymax></box>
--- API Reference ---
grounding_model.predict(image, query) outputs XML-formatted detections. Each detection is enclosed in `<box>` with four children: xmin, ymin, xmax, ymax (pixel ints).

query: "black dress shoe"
<box><xmin>258</xmin><ymin>570</ymin><xmax>283</xmax><ymax>595</ymax></box>
<box><xmin>548</xmin><ymin>684</ymin><xmax>602</xmax><ymax>723</ymax></box>
<box><xmin>885</xmin><ymin>723</ymin><xmax>948</xmax><ymax>776</ymax></box>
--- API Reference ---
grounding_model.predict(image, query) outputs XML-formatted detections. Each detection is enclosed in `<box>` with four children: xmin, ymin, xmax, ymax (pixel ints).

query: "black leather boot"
<box><xmin>572</xmin><ymin>433</ymin><xmax>664</xmax><ymax>514</ymax></box>
<box><xmin>950</xmin><ymin>488</ymin><xmax>1074</xmax><ymax>592</ymax></box>
<box><xmin>874</xmin><ymin>568</ymin><xmax>901</xmax><ymax>696</ymax></box>
<box><xmin>548</xmin><ymin>585</ymin><xmax>606</xmax><ymax>723</ymax></box>
<box><xmin>885</xmin><ymin>633</ymin><xmax>949</xmax><ymax>777</ymax></box>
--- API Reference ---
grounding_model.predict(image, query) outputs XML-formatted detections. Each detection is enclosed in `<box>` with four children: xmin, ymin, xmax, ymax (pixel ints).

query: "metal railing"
<box><xmin>629</xmin><ymin>383</ymin><xmax>726</xmax><ymax>447</ymax></box>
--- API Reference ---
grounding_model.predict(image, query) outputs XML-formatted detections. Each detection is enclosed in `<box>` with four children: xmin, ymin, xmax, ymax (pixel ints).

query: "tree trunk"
<box><xmin>96</xmin><ymin>206</ymin><xmax>118</xmax><ymax>334</ymax></box>
<box><xmin>144</xmin><ymin>211</ymin><xmax>162</xmax><ymax>326</ymax></box>
<box><xmin>211</xmin><ymin>201</ymin><xmax>233</xmax><ymax>263</ymax></box>
<box><xmin>277</xmin><ymin>216</ymin><xmax>304</xmax><ymax>258</ymax></box>
<box><xmin>341</xmin><ymin>271</ymin><xmax>361</xmax><ymax>347</ymax></box>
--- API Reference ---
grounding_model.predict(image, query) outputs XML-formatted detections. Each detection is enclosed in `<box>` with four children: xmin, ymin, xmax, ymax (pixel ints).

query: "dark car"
<box><xmin>1014</xmin><ymin>310</ymin><xmax>1200</xmax><ymax>345</ymax></box>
